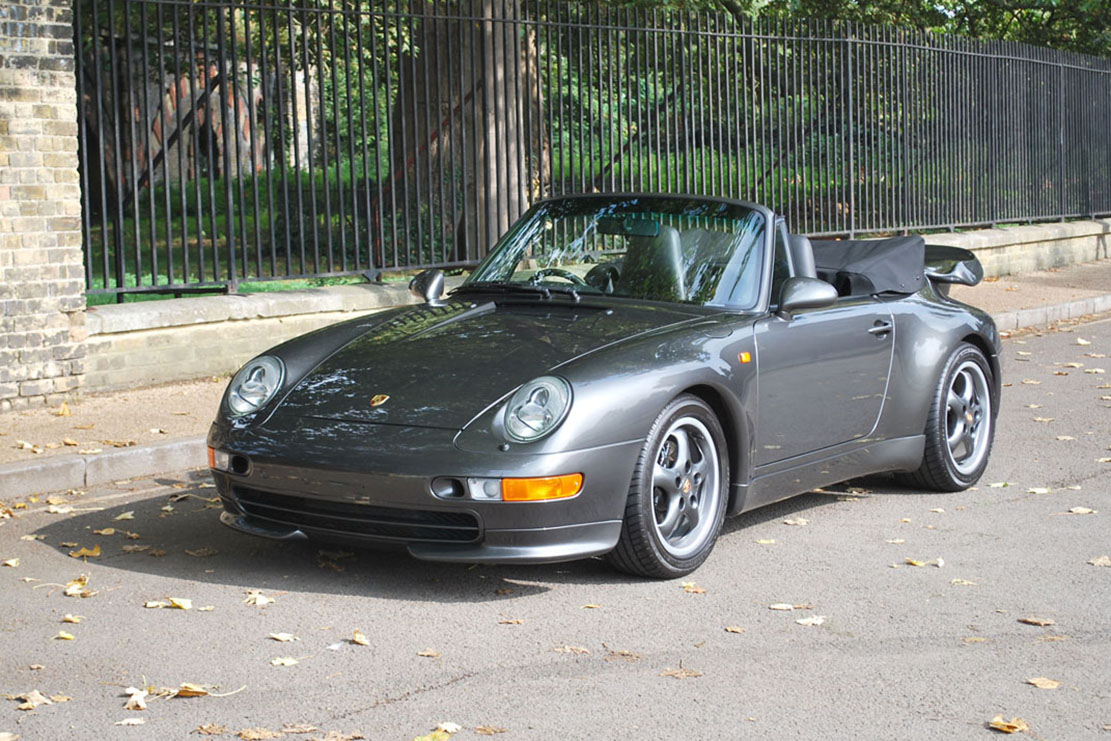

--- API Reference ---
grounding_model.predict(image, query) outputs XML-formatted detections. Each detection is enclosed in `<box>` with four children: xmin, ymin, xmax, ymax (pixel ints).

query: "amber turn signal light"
<box><xmin>501</xmin><ymin>473</ymin><xmax>584</xmax><ymax>501</ymax></box>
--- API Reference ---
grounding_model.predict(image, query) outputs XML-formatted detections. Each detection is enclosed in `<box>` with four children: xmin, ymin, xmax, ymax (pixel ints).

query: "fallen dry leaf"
<box><xmin>604</xmin><ymin>648</ymin><xmax>639</xmax><ymax>663</ymax></box>
<box><xmin>417</xmin><ymin>650</ymin><xmax>440</xmax><ymax>658</ymax></box>
<box><xmin>497</xmin><ymin>618</ymin><xmax>523</xmax><ymax>625</ymax></box>
<box><xmin>681</xmin><ymin>581</ymin><xmax>706</xmax><ymax>594</ymax></box>
<box><xmin>1089</xmin><ymin>555</ymin><xmax>1111</xmax><ymax>567</ymax></box>
<box><xmin>1067</xmin><ymin>507</ymin><xmax>1097</xmax><ymax>515</ymax></box>
<box><xmin>54</xmin><ymin>402</ymin><xmax>72</xmax><ymax>417</ymax></box>
<box><xmin>47</xmin><ymin>505</ymin><xmax>74</xmax><ymax>515</ymax></box>
<box><xmin>1027</xmin><ymin>487</ymin><xmax>1050</xmax><ymax>495</ymax></box>
<box><xmin>724</xmin><ymin>626</ymin><xmax>746</xmax><ymax>634</ymax></box>
<box><xmin>115</xmin><ymin>718</ymin><xmax>145</xmax><ymax>726</ymax></box>
<box><xmin>1026</xmin><ymin>677</ymin><xmax>1060</xmax><ymax>690</ymax></box>
<box><xmin>988</xmin><ymin>715</ymin><xmax>1029</xmax><ymax>734</ymax></box>
<box><xmin>1018</xmin><ymin>617</ymin><xmax>1055</xmax><ymax>627</ymax></box>
<box><xmin>1021</xmin><ymin>379</ymin><xmax>1041</xmax><ymax>385</ymax></box>
<box><xmin>987</xmin><ymin>482</ymin><xmax>1010</xmax><ymax>488</ymax></box>
<box><xmin>1055</xmin><ymin>435</ymin><xmax>1076</xmax><ymax>441</ymax></box>
<box><xmin>62</xmin><ymin>438</ymin><xmax>78</xmax><ymax>447</ymax></box>
<box><xmin>186</xmin><ymin>547</ymin><xmax>218</xmax><ymax>558</ymax></box>
<box><xmin>1077</xmin><ymin>337</ymin><xmax>1091</xmax><ymax>346</ymax></box>
<box><xmin>92</xmin><ymin>528</ymin><xmax>115</xmax><ymax>536</ymax></box>
<box><xmin>1032</xmin><ymin>417</ymin><xmax>1054</xmax><ymax>423</ymax></box>
<box><xmin>795</xmin><ymin>615</ymin><xmax>826</xmax><ymax>626</ymax></box>
<box><xmin>782</xmin><ymin>517</ymin><xmax>809</xmax><ymax>526</ymax></box>
<box><xmin>580</xmin><ymin>603</ymin><xmax>601</xmax><ymax>609</ymax></box>
<box><xmin>52</xmin><ymin>631</ymin><xmax>74</xmax><ymax>641</ymax></box>
<box><xmin>144</xmin><ymin>600</ymin><xmax>171</xmax><ymax>609</ymax></box>
<box><xmin>269</xmin><ymin>632</ymin><xmax>299</xmax><ymax>643</ymax></box>
<box><xmin>61</xmin><ymin>614</ymin><xmax>83</xmax><ymax>624</ymax></box>
<box><xmin>474</xmin><ymin>726</ymin><xmax>508</xmax><ymax>736</ymax></box>
<box><xmin>554</xmin><ymin>645</ymin><xmax>590</xmax><ymax>655</ymax></box>
<box><xmin>905</xmin><ymin>558</ymin><xmax>926</xmax><ymax>567</ymax></box>
<box><xmin>122</xmin><ymin>545</ymin><xmax>150</xmax><ymax>553</ymax></box>
<box><xmin>195</xmin><ymin>724</ymin><xmax>228</xmax><ymax>735</ymax></box>
<box><xmin>172</xmin><ymin>683</ymin><xmax>210</xmax><ymax>698</ymax></box>
<box><xmin>659</xmin><ymin>666</ymin><xmax>702</xmax><ymax>679</ymax></box>
<box><xmin>63</xmin><ymin>575</ymin><xmax>96</xmax><ymax>598</ymax></box>
<box><xmin>244</xmin><ymin>590</ymin><xmax>276</xmax><ymax>607</ymax></box>
<box><xmin>351</xmin><ymin>629</ymin><xmax>370</xmax><ymax>646</ymax></box>
<box><xmin>270</xmin><ymin>657</ymin><xmax>299</xmax><ymax>666</ymax></box>
<box><xmin>886</xmin><ymin>539</ymin><xmax>906</xmax><ymax>544</ymax></box>
<box><xmin>755</xmin><ymin>538</ymin><xmax>776</xmax><ymax>545</ymax></box>
<box><xmin>114</xmin><ymin>511</ymin><xmax>135</xmax><ymax>521</ymax></box>
<box><xmin>279</xmin><ymin>724</ymin><xmax>318</xmax><ymax>734</ymax></box>
<box><xmin>168</xmin><ymin>597</ymin><xmax>192</xmax><ymax>610</ymax></box>
<box><xmin>12</xmin><ymin>689</ymin><xmax>53</xmax><ymax>710</ymax></box>
<box><xmin>951</xmin><ymin>579</ymin><xmax>976</xmax><ymax>586</ymax></box>
<box><xmin>962</xmin><ymin>636</ymin><xmax>989</xmax><ymax>644</ymax></box>
<box><xmin>123</xmin><ymin>687</ymin><xmax>148</xmax><ymax>710</ymax></box>
<box><xmin>238</xmin><ymin>729</ymin><xmax>283</xmax><ymax>740</ymax></box>
<box><xmin>768</xmin><ymin>603</ymin><xmax>794</xmax><ymax>611</ymax></box>
<box><xmin>2</xmin><ymin>558</ymin><xmax>18</xmax><ymax>568</ymax></box>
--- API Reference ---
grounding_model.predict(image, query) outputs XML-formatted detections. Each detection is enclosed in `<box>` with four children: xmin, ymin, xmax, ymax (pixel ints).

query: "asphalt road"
<box><xmin>2</xmin><ymin>316</ymin><xmax>1110</xmax><ymax>741</ymax></box>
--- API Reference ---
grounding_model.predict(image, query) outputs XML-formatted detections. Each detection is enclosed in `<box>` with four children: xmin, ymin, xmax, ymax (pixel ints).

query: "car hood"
<box><xmin>272</xmin><ymin>298</ymin><xmax>703</xmax><ymax>429</ymax></box>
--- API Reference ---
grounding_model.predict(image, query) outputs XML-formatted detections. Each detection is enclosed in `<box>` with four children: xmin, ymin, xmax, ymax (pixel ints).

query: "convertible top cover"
<box><xmin>811</xmin><ymin>236</ymin><xmax>926</xmax><ymax>295</ymax></box>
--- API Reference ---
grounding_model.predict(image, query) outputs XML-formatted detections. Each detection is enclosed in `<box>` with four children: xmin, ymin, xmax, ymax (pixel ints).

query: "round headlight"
<box><xmin>504</xmin><ymin>376</ymin><xmax>572</xmax><ymax>442</ymax></box>
<box><xmin>226</xmin><ymin>355</ymin><xmax>285</xmax><ymax>417</ymax></box>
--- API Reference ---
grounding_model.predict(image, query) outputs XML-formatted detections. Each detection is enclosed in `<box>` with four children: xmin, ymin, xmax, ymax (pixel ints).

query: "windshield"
<box><xmin>464</xmin><ymin>196</ymin><xmax>767</xmax><ymax>309</ymax></box>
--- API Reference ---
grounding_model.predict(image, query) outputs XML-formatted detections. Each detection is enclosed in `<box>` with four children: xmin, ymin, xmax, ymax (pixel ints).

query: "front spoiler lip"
<box><xmin>219</xmin><ymin>510</ymin><xmax>621</xmax><ymax>565</ymax></box>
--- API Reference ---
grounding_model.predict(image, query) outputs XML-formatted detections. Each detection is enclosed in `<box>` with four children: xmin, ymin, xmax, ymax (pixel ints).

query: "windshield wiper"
<box><xmin>452</xmin><ymin>281</ymin><xmax>581</xmax><ymax>303</ymax></box>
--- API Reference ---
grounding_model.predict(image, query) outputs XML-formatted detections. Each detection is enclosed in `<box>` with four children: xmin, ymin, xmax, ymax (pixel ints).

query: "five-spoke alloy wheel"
<box><xmin>900</xmin><ymin>343</ymin><xmax>996</xmax><ymax>491</ymax></box>
<box><xmin>609</xmin><ymin>394</ymin><xmax>728</xmax><ymax>578</ymax></box>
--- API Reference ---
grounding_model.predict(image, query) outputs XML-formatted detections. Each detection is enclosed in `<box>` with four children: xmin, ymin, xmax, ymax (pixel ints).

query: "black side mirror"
<box><xmin>777</xmin><ymin>276</ymin><xmax>838</xmax><ymax>318</ymax></box>
<box><xmin>409</xmin><ymin>269</ymin><xmax>445</xmax><ymax>305</ymax></box>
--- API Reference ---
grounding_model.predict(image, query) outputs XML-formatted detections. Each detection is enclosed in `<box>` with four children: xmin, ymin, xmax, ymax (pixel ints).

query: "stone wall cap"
<box><xmin>89</xmin><ymin>282</ymin><xmax>419</xmax><ymax>336</ymax></box>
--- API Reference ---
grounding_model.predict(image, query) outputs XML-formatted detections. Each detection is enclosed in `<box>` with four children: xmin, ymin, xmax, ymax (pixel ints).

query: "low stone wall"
<box><xmin>85</xmin><ymin>284</ymin><xmax>417</xmax><ymax>392</ymax></box>
<box><xmin>81</xmin><ymin>220</ymin><xmax>1111</xmax><ymax>393</ymax></box>
<box><xmin>926</xmin><ymin>219</ymin><xmax>1110</xmax><ymax>277</ymax></box>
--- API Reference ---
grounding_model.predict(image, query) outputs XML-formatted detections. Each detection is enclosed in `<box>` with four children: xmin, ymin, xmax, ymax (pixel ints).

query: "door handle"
<box><xmin>867</xmin><ymin>321</ymin><xmax>893</xmax><ymax>336</ymax></box>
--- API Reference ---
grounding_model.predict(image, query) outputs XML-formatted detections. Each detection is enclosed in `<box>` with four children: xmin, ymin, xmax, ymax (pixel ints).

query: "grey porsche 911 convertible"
<box><xmin>208</xmin><ymin>194</ymin><xmax>999</xmax><ymax>578</ymax></box>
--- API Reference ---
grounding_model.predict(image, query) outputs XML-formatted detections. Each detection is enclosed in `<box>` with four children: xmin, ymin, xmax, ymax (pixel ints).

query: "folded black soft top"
<box><xmin>810</xmin><ymin>236</ymin><xmax>925</xmax><ymax>295</ymax></box>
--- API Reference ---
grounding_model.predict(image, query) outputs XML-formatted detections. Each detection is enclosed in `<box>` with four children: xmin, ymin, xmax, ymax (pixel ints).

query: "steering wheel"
<box><xmin>529</xmin><ymin>268</ymin><xmax>590</xmax><ymax>287</ymax></box>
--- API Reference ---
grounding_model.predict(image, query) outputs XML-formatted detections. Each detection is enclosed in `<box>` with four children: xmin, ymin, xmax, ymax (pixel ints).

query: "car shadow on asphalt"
<box><xmin>31</xmin><ymin>473</ymin><xmax>906</xmax><ymax>601</ymax></box>
<box><xmin>29</xmin><ymin>474</ymin><xmax>623</xmax><ymax>603</ymax></box>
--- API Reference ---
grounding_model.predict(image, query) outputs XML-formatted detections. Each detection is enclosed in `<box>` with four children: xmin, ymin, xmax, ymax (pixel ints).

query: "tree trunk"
<box><xmin>385</xmin><ymin>0</ymin><xmax>549</xmax><ymax>266</ymax></box>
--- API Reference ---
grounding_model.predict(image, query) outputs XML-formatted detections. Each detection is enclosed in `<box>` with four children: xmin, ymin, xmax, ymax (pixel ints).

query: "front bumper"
<box><xmin>209</xmin><ymin>417</ymin><xmax>640</xmax><ymax>565</ymax></box>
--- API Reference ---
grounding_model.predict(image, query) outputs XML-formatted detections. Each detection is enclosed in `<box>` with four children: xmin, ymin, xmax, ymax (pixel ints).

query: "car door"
<box><xmin>753</xmin><ymin>296</ymin><xmax>895</xmax><ymax>466</ymax></box>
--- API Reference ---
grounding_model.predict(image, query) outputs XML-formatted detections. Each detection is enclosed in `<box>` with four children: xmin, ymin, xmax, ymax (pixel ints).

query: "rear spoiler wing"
<box><xmin>924</xmin><ymin>244</ymin><xmax>983</xmax><ymax>291</ymax></box>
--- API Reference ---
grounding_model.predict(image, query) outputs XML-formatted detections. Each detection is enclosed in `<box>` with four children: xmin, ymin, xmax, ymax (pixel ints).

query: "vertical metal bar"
<box><xmin>417</xmin><ymin>3</ymin><xmax>435</xmax><ymax>262</ymax></box>
<box><xmin>287</xmin><ymin>4</ymin><xmax>306</xmax><ymax>274</ymax></box>
<box><xmin>301</xmin><ymin>5</ymin><xmax>320</xmax><ymax>272</ymax></box>
<box><xmin>120</xmin><ymin>2</ymin><xmax>143</xmax><ymax>288</ymax></box>
<box><xmin>273</xmin><ymin>4</ymin><xmax>294</xmax><ymax>275</ymax></box>
<box><xmin>354</xmin><ymin>4</ymin><xmax>372</xmax><ymax>272</ymax></box>
<box><xmin>342</xmin><ymin>3</ymin><xmax>360</xmax><ymax>270</ymax></box>
<box><xmin>243</xmin><ymin>4</ymin><xmax>264</xmax><ymax>279</ymax></box>
<box><xmin>200</xmin><ymin>8</ymin><xmax>221</xmax><ymax>280</ymax></box>
<box><xmin>396</xmin><ymin>6</ymin><xmax>414</xmax><ymax>267</ymax></box>
<box><xmin>74</xmin><ymin>1</ymin><xmax>93</xmax><ymax>290</ymax></box>
<box><xmin>431</xmin><ymin>0</ymin><xmax>446</xmax><ymax>261</ymax></box>
<box><xmin>327</xmin><ymin>0</ymin><xmax>347</xmax><ymax>272</ymax></box>
<box><xmin>228</xmin><ymin>5</ymin><xmax>248</xmax><ymax>283</ymax></box>
<box><xmin>216</xmin><ymin>6</ymin><xmax>238</xmax><ymax>289</ymax></box>
<box><xmin>314</xmin><ymin>4</ymin><xmax>334</xmax><ymax>272</ymax></box>
<box><xmin>155</xmin><ymin>2</ymin><xmax>174</xmax><ymax>283</ymax></box>
<box><xmin>369</xmin><ymin>6</ymin><xmax>387</xmax><ymax>271</ymax></box>
<box><xmin>846</xmin><ymin>22</ymin><xmax>855</xmax><ymax>237</ymax></box>
<box><xmin>104</xmin><ymin>0</ymin><xmax>128</xmax><ymax>293</ymax></box>
<box><xmin>138</xmin><ymin>1</ymin><xmax>157</xmax><ymax>286</ymax></box>
<box><xmin>172</xmin><ymin>4</ymin><xmax>191</xmax><ymax>283</ymax></box>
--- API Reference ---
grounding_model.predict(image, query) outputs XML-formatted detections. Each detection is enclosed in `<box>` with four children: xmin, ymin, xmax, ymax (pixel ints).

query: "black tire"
<box><xmin>607</xmin><ymin>394</ymin><xmax>729</xmax><ymax>578</ymax></box>
<box><xmin>897</xmin><ymin>343</ymin><xmax>995</xmax><ymax>492</ymax></box>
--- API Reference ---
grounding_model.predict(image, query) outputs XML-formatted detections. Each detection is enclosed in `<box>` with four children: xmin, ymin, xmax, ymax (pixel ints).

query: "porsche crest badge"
<box><xmin>369</xmin><ymin>394</ymin><xmax>390</xmax><ymax>407</ymax></box>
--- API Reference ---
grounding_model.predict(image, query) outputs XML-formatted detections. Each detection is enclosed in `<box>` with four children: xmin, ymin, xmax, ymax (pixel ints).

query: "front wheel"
<box><xmin>898</xmin><ymin>343</ymin><xmax>996</xmax><ymax>491</ymax></box>
<box><xmin>607</xmin><ymin>395</ymin><xmax>729</xmax><ymax>578</ymax></box>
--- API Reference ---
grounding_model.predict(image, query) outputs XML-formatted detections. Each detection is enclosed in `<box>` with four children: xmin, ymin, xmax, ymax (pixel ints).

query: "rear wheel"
<box><xmin>898</xmin><ymin>343</ymin><xmax>995</xmax><ymax>491</ymax></box>
<box><xmin>608</xmin><ymin>395</ymin><xmax>729</xmax><ymax>578</ymax></box>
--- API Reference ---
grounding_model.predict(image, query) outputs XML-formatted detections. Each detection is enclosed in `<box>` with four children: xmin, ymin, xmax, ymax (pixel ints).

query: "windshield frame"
<box><xmin>463</xmin><ymin>194</ymin><xmax>776</xmax><ymax>312</ymax></box>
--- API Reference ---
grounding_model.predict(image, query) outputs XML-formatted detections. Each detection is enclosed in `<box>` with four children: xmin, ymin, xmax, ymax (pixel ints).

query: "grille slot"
<box><xmin>233</xmin><ymin>486</ymin><xmax>480</xmax><ymax>543</ymax></box>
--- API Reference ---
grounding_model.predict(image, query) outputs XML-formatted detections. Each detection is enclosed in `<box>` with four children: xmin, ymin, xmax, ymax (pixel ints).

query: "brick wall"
<box><xmin>0</xmin><ymin>1</ymin><xmax>86</xmax><ymax>411</ymax></box>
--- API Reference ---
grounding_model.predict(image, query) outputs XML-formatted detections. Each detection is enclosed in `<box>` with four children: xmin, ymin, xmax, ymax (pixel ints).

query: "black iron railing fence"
<box><xmin>75</xmin><ymin>1</ymin><xmax>1111</xmax><ymax>298</ymax></box>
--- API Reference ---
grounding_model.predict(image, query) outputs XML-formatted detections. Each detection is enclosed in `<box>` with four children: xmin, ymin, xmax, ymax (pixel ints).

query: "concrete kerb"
<box><xmin>4</xmin><ymin>292</ymin><xmax>1111</xmax><ymax>498</ymax></box>
<box><xmin>2</xmin><ymin>437</ymin><xmax>207</xmax><ymax>496</ymax></box>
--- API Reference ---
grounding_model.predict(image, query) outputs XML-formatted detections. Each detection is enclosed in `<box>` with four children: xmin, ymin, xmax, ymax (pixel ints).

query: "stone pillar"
<box><xmin>0</xmin><ymin>0</ymin><xmax>85</xmax><ymax>411</ymax></box>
